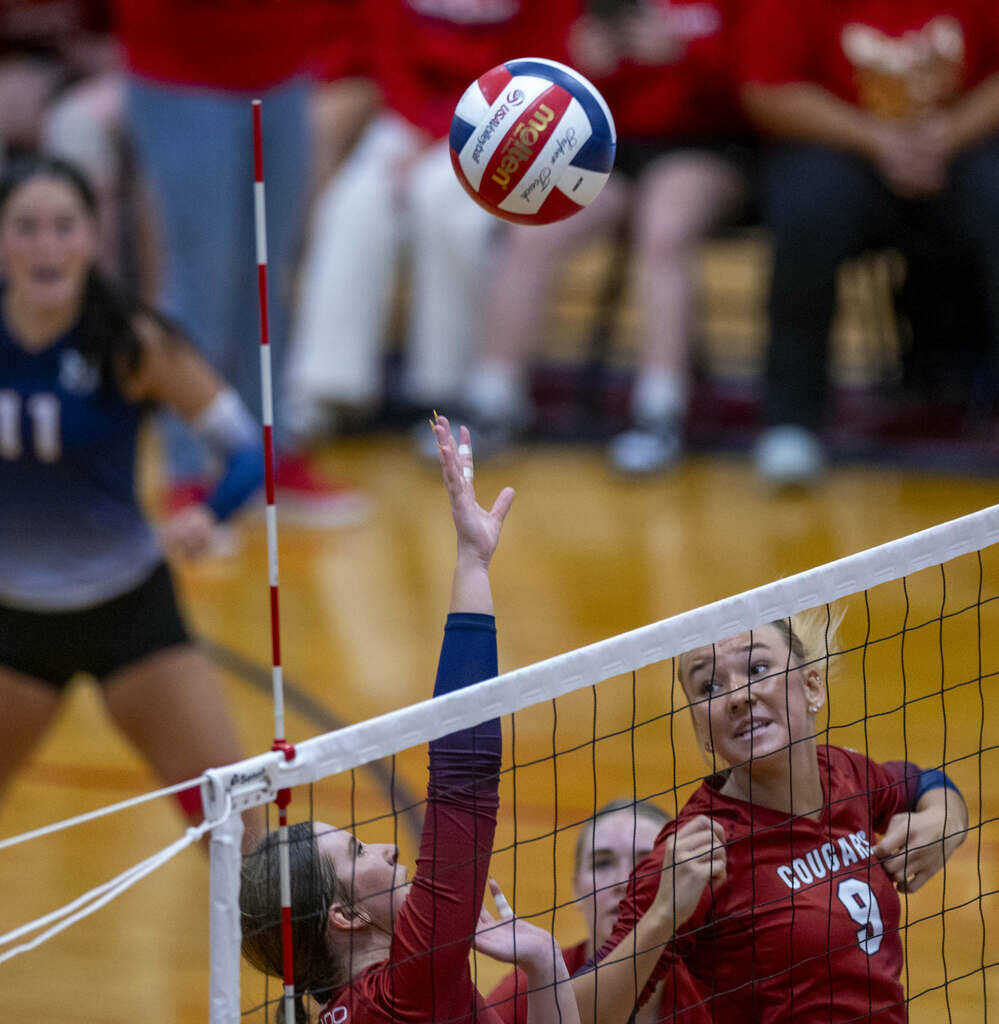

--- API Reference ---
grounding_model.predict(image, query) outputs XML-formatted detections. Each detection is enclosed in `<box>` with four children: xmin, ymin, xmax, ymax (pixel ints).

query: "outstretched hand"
<box><xmin>434</xmin><ymin>414</ymin><xmax>514</xmax><ymax>570</ymax></box>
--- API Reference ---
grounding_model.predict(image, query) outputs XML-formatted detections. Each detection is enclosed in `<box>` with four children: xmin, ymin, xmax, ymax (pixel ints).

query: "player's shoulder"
<box><xmin>820</xmin><ymin>743</ymin><xmax>890</xmax><ymax>791</ymax></box>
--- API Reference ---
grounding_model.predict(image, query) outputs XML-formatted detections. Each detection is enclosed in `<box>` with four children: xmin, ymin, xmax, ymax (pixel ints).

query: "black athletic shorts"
<box><xmin>0</xmin><ymin>562</ymin><xmax>191</xmax><ymax>690</ymax></box>
<box><xmin>613</xmin><ymin>134</ymin><xmax>759</xmax><ymax>182</ymax></box>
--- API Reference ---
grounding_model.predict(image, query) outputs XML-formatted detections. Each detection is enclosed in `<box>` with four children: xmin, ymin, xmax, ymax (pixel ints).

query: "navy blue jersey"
<box><xmin>0</xmin><ymin>309</ymin><xmax>160</xmax><ymax>610</ymax></box>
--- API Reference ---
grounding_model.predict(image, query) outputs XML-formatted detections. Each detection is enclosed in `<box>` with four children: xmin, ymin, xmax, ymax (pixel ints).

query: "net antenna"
<box><xmin>250</xmin><ymin>98</ymin><xmax>297</xmax><ymax>1023</ymax></box>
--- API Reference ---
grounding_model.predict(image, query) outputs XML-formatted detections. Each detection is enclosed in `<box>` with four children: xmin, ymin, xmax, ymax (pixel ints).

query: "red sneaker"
<box><xmin>273</xmin><ymin>454</ymin><xmax>369</xmax><ymax>527</ymax></box>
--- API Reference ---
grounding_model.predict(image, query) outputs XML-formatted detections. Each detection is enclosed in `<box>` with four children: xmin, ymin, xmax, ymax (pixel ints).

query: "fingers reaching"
<box><xmin>489</xmin><ymin>878</ymin><xmax>515</xmax><ymax>919</ymax></box>
<box><xmin>432</xmin><ymin>413</ymin><xmax>515</xmax><ymax>559</ymax></box>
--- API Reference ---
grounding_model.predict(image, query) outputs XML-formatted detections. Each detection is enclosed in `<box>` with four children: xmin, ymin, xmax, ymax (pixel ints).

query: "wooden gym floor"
<box><xmin>1</xmin><ymin>436</ymin><xmax>997</xmax><ymax>1022</ymax></box>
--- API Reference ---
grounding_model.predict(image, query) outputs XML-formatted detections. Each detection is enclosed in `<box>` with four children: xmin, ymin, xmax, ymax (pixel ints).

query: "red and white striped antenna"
<box><xmin>252</xmin><ymin>97</ymin><xmax>297</xmax><ymax>1022</ymax></box>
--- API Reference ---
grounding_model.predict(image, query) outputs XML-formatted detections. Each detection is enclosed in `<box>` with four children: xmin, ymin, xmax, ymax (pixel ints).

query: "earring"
<box><xmin>809</xmin><ymin>702</ymin><xmax>822</xmax><ymax>714</ymax></box>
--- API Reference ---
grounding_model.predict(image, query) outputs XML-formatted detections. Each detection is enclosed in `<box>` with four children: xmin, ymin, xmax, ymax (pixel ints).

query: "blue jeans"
<box><xmin>127</xmin><ymin>74</ymin><xmax>310</xmax><ymax>477</ymax></box>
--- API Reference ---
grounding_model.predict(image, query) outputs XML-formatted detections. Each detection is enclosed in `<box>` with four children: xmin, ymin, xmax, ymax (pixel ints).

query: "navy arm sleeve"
<box><xmin>429</xmin><ymin>612</ymin><xmax>502</xmax><ymax>801</ymax></box>
<box><xmin>375</xmin><ymin>612</ymin><xmax>503</xmax><ymax>1019</ymax></box>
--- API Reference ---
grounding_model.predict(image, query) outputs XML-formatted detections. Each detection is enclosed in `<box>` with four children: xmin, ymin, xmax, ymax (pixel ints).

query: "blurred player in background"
<box><xmin>740</xmin><ymin>0</ymin><xmax>999</xmax><ymax>486</ymax></box>
<box><xmin>572</xmin><ymin>616</ymin><xmax>969</xmax><ymax>1021</ymax></box>
<box><xmin>115</xmin><ymin>0</ymin><xmax>365</xmax><ymax>529</ymax></box>
<box><xmin>487</xmin><ymin>798</ymin><xmax>708</xmax><ymax>1024</ymax></box>
<box><xmin>241</xmin><ymin>416</ymin><xmax>581</xmax><ymax>1024</ymax></box>
<box><xmin>0</xmin><ymin>156</ymin><xmax>263</xmax><ymax>835</ymax></box>
<box><xmin>460</xmin><ymin>0</ymin><xmax>754</xmax><ymax>472</ymax></box>
<box><xmin>284</xmin><ymin>0</ymin><xmax>574</xmax><ymax>448</ymax></box>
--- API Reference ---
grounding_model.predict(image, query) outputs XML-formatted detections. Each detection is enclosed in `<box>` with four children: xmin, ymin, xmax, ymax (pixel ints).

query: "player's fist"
<box><xmin>159</xmin><ymin>503</ymin><xmax>218</xmax><ymax>560</ymax></box>
<box><xmin>654</xmin><ymin>816</ymin><xmax>727</xmax><ymax>929</ymax></box>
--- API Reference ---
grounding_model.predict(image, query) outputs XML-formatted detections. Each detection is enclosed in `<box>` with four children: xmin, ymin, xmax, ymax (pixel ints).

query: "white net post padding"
<box><xmin>210</xmin><ymin>808</ymin><xmax>244</xmax><ymax>1024</ymax></box>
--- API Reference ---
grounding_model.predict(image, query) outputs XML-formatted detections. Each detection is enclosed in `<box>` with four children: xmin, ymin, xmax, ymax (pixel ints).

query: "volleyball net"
<box><xmin>221</xmin><ymin>502</ymin><xmax>999</xmax><ymax>1022</ymax></box>
<box><xmin>2</xmin><ymin>504</ymin><xmax>997</xmax><ymax>1021</ymax></box>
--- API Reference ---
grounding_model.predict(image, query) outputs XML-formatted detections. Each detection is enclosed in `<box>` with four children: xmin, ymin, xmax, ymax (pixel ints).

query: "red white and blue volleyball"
<box><xmin>450</xmin><ymin>58</ymin><xmax>617</xmax><ymax>226</ymax></box>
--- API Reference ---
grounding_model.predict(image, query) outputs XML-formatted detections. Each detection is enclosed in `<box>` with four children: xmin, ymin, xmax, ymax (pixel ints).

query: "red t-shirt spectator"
<box><xmin>740</xmin><ymin>0</ymin><xmax>999</xmax><ymax>117</ymax></box>
<box><xmin>598</xmin><ymin>747</ymin><xmax>920</xmax><ymax>1023</ymax></box>
<box><xmin>307</xmin><ymin>0</ymin><xmax>373</xmax><ymax>84</ymax></box>
<box><xmin>584</xmin><ymin>0</ymin><xmax>749</xmax><ymax>139</ymax></box>
<box><xmin>114</xmin><ymin>0</ymin><xmax>317</xmax><ymax>90</ymax></box>
<box><xmin>364</xmin><ymin>0</ymin><xmax>575</xmax><ymax>140</ymax></box>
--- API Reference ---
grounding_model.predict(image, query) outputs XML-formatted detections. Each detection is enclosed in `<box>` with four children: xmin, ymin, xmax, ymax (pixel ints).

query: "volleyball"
<box><xmin>449</xmin><ymin>58</ymin><xmax>616</xmax><ymax>226</ymax></box>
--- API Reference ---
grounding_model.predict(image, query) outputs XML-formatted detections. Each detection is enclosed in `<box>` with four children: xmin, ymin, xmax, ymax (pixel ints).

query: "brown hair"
<box><xmin>573</xmin><ymin>798</ymin><xmax>671</xmax><ymax>875</ymax></box>
<box><xmin>240</xmin><ymin>822</ymin><xmax>353</xmax><ymax>1024</ymax></box>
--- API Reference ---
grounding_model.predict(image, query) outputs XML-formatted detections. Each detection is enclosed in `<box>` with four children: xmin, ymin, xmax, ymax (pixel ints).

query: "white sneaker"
<box><xmin>609</xmin><ymin>423</ymin><xmax>682</xmax><ymax>475</ymax></box>
<box><xmin>754</xmin><ymin>426</ymin><xmax>825</xmax><ymax>487</ymax></box>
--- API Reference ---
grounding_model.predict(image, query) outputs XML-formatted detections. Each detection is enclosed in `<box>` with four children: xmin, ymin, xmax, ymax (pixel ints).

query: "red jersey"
<box><xmin>364</xmin><ymin>0</ymin><xmax>574</xmax><ymax>139</ymax></box>
<box><xmin>583</xmin><ymin>0</ymin><xmax>749</xmax><ymax>139</ymax></box>
<box><xmin>114</xmin><ymin>0</ymin><xmax>317</xmax><ymax>90</ymax></box>
<box><xmin>600</xmin><ymin>747</ymin><xmax>920</xmax><ymax>1023</ymax></box>
<box><xmin>740</xmin><ymin>0</ymin><xmax>999</xmax><ymax>117</ymax></box>
<box><xmin>308</xmin><ymin>0</ymin><xmax>373</xmax><ymax>83</ymax></box>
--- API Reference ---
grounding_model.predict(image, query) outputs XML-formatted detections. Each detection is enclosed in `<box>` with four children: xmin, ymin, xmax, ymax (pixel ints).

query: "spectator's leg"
<box><xmin>941</xmin><ymin>135</ymin><xmax>999</xmax><ymax>417</ymax></box>
<box><xmin>459</xmin><ymin>176</ymin><xmax>631</xmax><ymax>448</ymax></box>
<box><xmin>284</xmin><ymin>114</ymin><xmax>416</xmax><ymax>434</ymax></box>
<box><xmin>404</xmin><ymin>141</ymin><xmax>503</xmax><ymax>411</ymax></box>
<box><xmin>757</xmin><ymin>143</ymin><xmax>897</xmax><ymax>483</ymax></box>
<box><xmin>895</xmin><ymin>210</ymin><xmax>986</xmax><ymax>399</ymax></box>
<box><xmin>610</xmin><ymin>150</ymin><xmax>746</xmax><ymax>474</ymax></box>
<box><xmin>310</xmin><ymin>76</ymin><xmax>380</xmax><ymax>195</ymax></box>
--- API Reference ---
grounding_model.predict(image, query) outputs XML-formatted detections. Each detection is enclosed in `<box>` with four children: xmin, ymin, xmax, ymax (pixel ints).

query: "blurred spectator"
<box><xmin>741</xmin><ymin>0</ymin><xmax>999</xmax><ymax>486</ymax></box>
<box><xmin>284</xmin><ymin>0</ymin><xmax>573</xmax><ymax>445</ymax></box>
<box><xmin>115</xmin><ymin>0</ymin><xmax>365</xmax><ymax>527</ymax></box>
<box><xmin>0</xmin><ymin>2</ymin><xmax>141</xmax><ymax>285</ymax></box>
<box><xmin>486</xmin><ymin>799</ymin><xmax>708</xmax><ymax>1024</ymax></box>
<box><xmin>460</xmin><ymin>0</ymin><xmax>754</xmax><ymax>473</ymax></box>
<box><xmin>306</xmin><ymin>0</ymin><xmax>380</xmax><ymax>196</ymax></box>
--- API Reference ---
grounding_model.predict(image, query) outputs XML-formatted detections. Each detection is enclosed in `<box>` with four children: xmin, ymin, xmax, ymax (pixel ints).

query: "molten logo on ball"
<box><xmin>490</xmin><ymin>105</ymin><xmax>555</xmax><ymax>190</ymax></box>
<box><xmin>450</xmin><ymin>58</ymin><xmax>616</xmax><ymax>226</ymax></box>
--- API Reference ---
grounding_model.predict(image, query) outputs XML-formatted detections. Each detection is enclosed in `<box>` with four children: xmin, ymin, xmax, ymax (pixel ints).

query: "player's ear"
<box><xmin>803</xmin><ymin>669</ymin><xmax>824</xmax><ymax>713</ymax></box>
<box><xmin>328</xmin><ymin>901</ymin><xmax>370</xmax><ymax>932</ymax></box>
